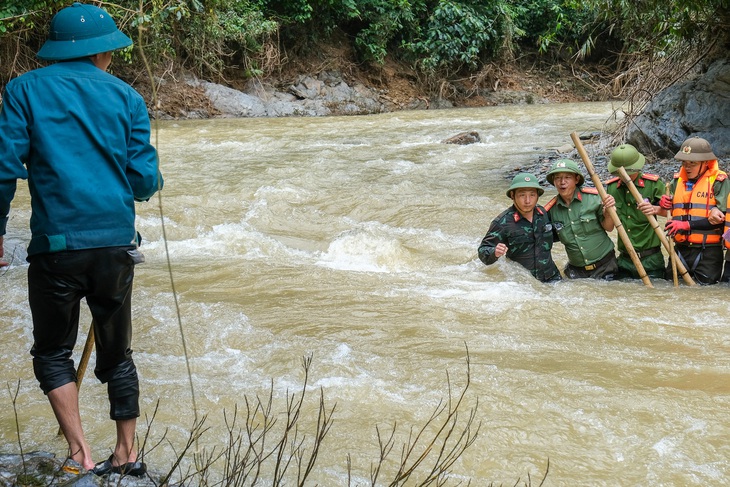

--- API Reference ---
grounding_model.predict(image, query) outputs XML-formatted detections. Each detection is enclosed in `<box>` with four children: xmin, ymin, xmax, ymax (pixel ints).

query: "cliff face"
<box><xmin>627</xmin><ymin>59</ymin><xmax>730</xmax><ymax>159</ymax></box>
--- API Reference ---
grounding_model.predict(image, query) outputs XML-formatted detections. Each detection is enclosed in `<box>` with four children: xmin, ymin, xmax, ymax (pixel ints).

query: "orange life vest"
<box><xmin>671</xmin><ymin>162</ymin><xmax>725</xmax><ymax>245</ymax></box>
<box><xmin>724</xmin><ymin>193</ymin><xmax>730</xmax><ymax>250</ymax></box>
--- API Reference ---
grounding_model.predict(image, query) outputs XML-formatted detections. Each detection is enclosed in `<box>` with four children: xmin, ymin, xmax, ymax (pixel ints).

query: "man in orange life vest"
<box><xmin>659</xmin><ymin>137</ymin><xmax>730</xmax><ymax>284</ymax></box>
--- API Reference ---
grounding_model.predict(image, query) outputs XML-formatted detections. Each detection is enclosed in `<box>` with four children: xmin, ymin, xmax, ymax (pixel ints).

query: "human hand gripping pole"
<box><xmin>664</xmin><ymin>183</ymin><xmax>680</xmax><ymax>286</ymax></box>
<box><xmin>659</xmin><ymin>194</ymin><xmax>673</xmax><ymax>210</ymax></box>
<box><xmin>665</xmin><ymin>220</ymin><xmax>690</xmax><ymax>236</ymax></box>
<box><xmin>570</xmin><ymin>132</ymin><xmax>653</xmax><ymax>288</ymax></box>
<box><xmin>614</xmin><ymin>167</ymin><xmax>694</xmax><ymax>286</ymax></box>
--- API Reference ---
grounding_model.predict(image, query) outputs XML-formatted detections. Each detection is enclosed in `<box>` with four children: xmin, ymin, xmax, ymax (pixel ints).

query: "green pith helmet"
<box><xmin>546</xmin><ymin>159</ymin><xmax>585</xmax><ymax>186</ymax></box>
<box><xmin>37</xmin><ymin>2</ymin><xmax>132</xmax><ymax>61</ymax></box>
<box><xmin>507</xmin><ymin>172</ymin><xmax>544</xmax><ymax>198</ymax></box>
<box><xmin>675</xmin><ymin>136</ymin><xmax>717</xmax><ymax>162</ymax></box>
<box><xmin>608</xmin><ymin>144</ymin><xmax>645</xmax><ymax>174</ymax></box>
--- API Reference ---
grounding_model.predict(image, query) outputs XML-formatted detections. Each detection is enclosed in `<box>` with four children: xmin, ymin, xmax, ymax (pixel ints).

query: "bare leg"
<box><xmin>112</xmin><ymin>418</ymin><xmax>138</xmax><ymax>465</ymax></box>
<box><xmin>47</xmin><ymin>382</ymin><xmax>95</xmax><ymax>470</ymax></box>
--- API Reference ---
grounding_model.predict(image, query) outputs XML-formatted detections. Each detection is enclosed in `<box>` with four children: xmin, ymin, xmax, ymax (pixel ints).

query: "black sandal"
<box><xmin>91</xmin><ymin>454</ymin><xmax>147</xmax><ymax>477</ymax></box>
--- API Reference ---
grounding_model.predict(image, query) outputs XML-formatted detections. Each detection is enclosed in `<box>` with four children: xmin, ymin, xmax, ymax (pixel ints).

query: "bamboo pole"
<box><xmin>570</xmin><ymin>132</ymin><xmax>653</xmax><ymax>288</ymax></box>
<box><xmin>614</xmin><ymin>168</ymin><xmax>694</xmax><ymax>286</ymax></box>
<box><xmin>665</xmin><ymin>183</ymin><xmax>680</xmax><ymax>286</ymax></box>
<box><xmin>57</xmin><ymin>321</ymin><xmax>95</xmax><ymax>437</ymax></box>
<box><xmin>76</xmin><ymin>322</ymin><xmax>95</xmax><ymax>388</ymax></box>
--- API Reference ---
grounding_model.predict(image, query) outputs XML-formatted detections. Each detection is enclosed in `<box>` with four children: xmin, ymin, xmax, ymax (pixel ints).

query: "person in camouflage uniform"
<box><xmin>605</xmin><ymin>144</ymin><xmax>667</xmax><ymax>279</ymax></box>
<box><xmin>478</xmin><ymin>172</ymin><xmax>561</xmax><ymax>282</ymax></box>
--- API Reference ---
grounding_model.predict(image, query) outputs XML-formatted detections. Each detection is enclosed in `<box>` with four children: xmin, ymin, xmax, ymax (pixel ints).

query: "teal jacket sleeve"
<box><xmin>126</xmin><ymin>98</ymin><xmax>163</xmax><ymax>202</ymax></box>
<box><xmin>0</xmin><ymin>85</ymin><xmax>30</xmax><ymax>235</ymax></box>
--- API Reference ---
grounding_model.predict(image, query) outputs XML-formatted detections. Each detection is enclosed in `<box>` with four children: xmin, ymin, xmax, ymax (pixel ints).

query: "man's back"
<box><xmin>0</xmin><ymin>59</ymin><xmax>160</xmax><ymax>255</ymax></box>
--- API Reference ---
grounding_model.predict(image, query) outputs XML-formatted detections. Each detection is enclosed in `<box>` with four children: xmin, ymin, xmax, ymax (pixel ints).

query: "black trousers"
<box><xmin>28</xmin><ymin>246</ymin><xmax>140</xmax><ymax>420</ymax></box>
<box><xmin>564</xmin><ymin>251</ymin><xmax>618</xmax><ymax>280</ymax></box>
<box><xmin>669</xmin><ymin>244</ymin><xmax>723</xmax><ymax>285</ymax></box>
<box><xmin>722</xmin><ymin>250</ymin><xmax>730</xmax><ymax>283</ymax></box>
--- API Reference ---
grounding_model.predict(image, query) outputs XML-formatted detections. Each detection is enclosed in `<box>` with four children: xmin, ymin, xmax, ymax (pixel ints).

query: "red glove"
<box><xmin>665</xmin><ymin>220</ymin><xmax>690</xmax><ymax>236</ymax></box>
<box><xmin>659</xmin><ymin>194</ymin><xmax>673</xmax><ymax>209</ymax></box>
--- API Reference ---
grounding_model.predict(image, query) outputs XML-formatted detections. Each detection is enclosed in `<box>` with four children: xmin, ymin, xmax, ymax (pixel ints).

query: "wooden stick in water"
<box><xmin>570</xmin><ymin>132</ymin><xmax>653</xmax><ymax>288</ymax></box>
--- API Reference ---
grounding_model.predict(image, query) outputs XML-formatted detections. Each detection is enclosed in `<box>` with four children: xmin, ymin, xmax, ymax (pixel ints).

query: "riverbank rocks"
<box><xmin>173</xmin><ymin>68</ymin><xmax>461</xmax><ymax>118</ymax></box>
<box><xmin>188</xmin><ymin>71</ymin><xmax>398</xmax><ymax>118</ymax></box>
<box><xmin>0</xmin><ymin>451</ymin><xmax>163</xmax><ymax>486</ymax></box>
<box><xmin>627</xmin><ymin>59</ymin><xmax>730</xmax><ymax>159</ymax></box>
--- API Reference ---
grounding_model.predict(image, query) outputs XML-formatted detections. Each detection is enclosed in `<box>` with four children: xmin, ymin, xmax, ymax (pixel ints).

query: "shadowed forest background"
<box><xmin>1</xmin><ymin>0</ymin><xmax>729</xmax><ymax>131</ymax></box>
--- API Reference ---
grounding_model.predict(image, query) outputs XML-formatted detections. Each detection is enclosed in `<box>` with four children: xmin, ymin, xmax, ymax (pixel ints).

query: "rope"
<box><xmin>136</xmin><ymin>7</ymin><xmax>198</xmax><ymax>425</ymax></box>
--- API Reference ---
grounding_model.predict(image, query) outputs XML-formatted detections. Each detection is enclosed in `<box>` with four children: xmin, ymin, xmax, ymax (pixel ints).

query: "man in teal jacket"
<box><xmin>0</xmin><ymin>2</ymin><xmax>162</xmax><ymax>476</ymax></box>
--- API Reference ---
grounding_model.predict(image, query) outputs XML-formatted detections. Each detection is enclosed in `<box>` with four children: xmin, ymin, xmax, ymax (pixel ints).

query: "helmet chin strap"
<box><xmin>685</xmin><ymin>161</ymin><xmax>708</xmax><ymax>182</ymax></box>
<box><xmin>689</xmin><ymin>161</ymin><xmax>708</xmax><ymax>181</ymax></box>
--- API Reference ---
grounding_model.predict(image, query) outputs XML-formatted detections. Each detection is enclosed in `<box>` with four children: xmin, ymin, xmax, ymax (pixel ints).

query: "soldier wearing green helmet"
<box><xmin>478</xmin><ymin>172</ymin><xmax>561</xmax><ymax>282</ymax></box>
<box><xmin>544</xmin><ymin>158</ymin><xmax>618</xmax><ymax>279</ymax></box>
<box><xmin>605</xmin><ymin>144</ymin><xmax>667</xmax><ymax>279</ymax></box>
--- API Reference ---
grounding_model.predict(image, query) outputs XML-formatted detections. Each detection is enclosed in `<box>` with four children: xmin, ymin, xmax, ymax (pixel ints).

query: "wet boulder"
<box><xmin>442</xmin><ymin>131</ymin><xmax>481</xmax><ymax>145</ymax></box>
<box><xmin>626</xmin><ymin>59</ymin><xmax>730</xmax><ymax>159</ymax></box>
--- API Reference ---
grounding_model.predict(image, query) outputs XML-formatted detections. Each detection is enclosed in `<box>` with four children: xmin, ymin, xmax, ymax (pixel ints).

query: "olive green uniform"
<box><xmin>606</xmin><ymin>172</ymin><xmax>666</xmax><ymax>279</ymax></box>
<box><xmin>545</xmin><ymin>187</ymin><xmax>617</xmax><ymax>279</ymax></box>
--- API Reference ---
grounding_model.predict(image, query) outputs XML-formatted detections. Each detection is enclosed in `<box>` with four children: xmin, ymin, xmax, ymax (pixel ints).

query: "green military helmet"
<box><xmin>506</xmin><ymin>172</ymin><xmax>544</xmax><ymax>198</ymax></box>
<box><xmin>546</xmin><ymin>159</ymin><xmax>585</xmax><ymax>186</ymax></box>
<box><xmin>608</xmin><ymin>144</ymin><xmax>645</xmax><ymax>174</ymax></box>
<box><xmin>37</xmin><ymin>2</ymin><xmax>132</xmax><ymax>61</ymax></box>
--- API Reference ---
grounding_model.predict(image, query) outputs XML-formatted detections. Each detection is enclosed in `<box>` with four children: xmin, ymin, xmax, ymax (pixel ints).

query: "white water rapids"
<box><xmin>1</xmin><ymin>102</ymin><xmax>729</xmax><ymax>485</ymax></box>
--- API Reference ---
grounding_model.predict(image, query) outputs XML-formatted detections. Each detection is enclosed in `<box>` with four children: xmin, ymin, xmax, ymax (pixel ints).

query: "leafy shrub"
<box><xmin>351</xmin><ymin>0</ymin><xmax>418</xmax><ymax>64</ymax></box>
<box><xmin>409</xmin><ymin>0</ymin><xmax>505</xmax><ymax>72</ymax></box>
<box><xmin>179</xmin><ymin>0</ymin><xmax>278</xmax><ymax>77</ymax></box>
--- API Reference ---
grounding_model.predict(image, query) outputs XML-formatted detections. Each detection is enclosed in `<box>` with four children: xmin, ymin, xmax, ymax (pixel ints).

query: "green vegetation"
<box><xmin>1</xmin><ymin>0</ymin><xmax>728</xmax><ymax>90</ymax></box>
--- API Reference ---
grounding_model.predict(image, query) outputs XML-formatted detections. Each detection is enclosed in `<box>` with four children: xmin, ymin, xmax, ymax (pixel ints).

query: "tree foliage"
<box><xmin>579</xmin><ymin>0</ymin><xmax>730</xmax><ymax>53</ymax></box>
<box><xmin>409</xmin><ymin>0</ymin><xmax>504</xmax><ymax>71</ymax></box>
<box><xmin>511</xmin><ymin>0</ymin><xmax>603</xmax><ymax>57</ymax></box>
<box><xmin>1</xmin><ymin>0</ymin><xmax>727</xmax><ymax>85</ymax></box>
<box><xmin>0</xmin><ymin>0</ymin><xmax>65</xmax><ymax>34</ymax></box>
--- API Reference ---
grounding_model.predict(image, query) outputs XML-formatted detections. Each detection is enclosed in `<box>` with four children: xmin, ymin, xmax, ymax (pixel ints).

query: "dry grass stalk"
<box><xmin>366</xmin><ymin>352</ymin><xmax>479</xmax><ymax>487</ymax></box>
<box><xmin>599</xmin><ymin>41</ymin><xmax>716</xmax><ymax>147</ymax></box>
<box><xmin>5</xmin><ymin>350</ymin><xmax>549</xmax><ymax>486</ymax></box>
